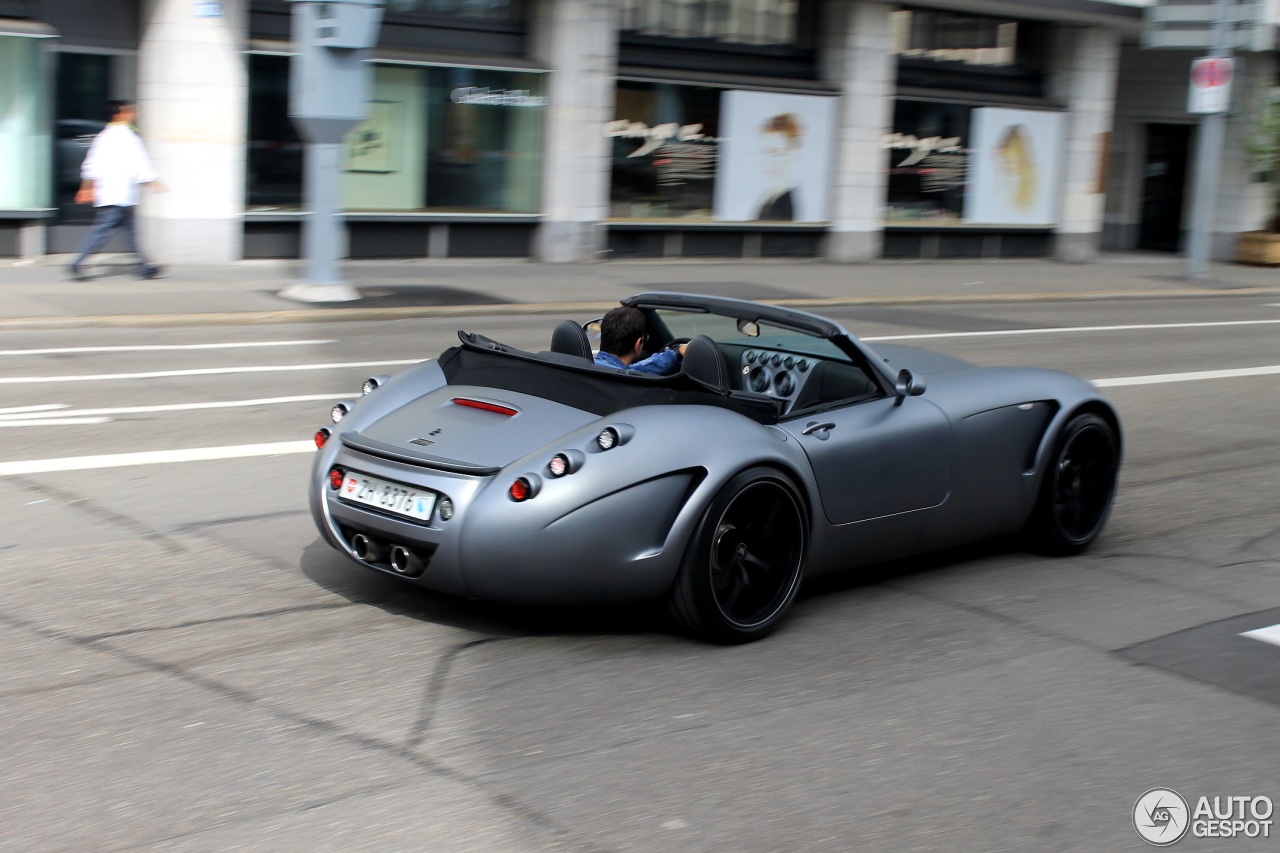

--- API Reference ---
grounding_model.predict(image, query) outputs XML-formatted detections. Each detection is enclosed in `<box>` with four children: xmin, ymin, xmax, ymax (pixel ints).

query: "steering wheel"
<box><xmin>665</xmin><ymin>337</ymin><xmax>691</xmax><ymax>351</ymax></box>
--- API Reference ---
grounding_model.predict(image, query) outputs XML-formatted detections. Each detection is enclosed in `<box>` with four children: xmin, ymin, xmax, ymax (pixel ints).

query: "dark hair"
<box><xmin>599</xmin><ymin>306</ymin><xmax>646</xmax><ymax>357</ymax></box>
<box><xmin>107</xmin><ymin>100</ymin><xmax>135</xmax><ymax>121</ymax></box>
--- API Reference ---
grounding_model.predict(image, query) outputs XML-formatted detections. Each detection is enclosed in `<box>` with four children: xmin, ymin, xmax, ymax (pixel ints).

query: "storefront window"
<box><xmin>247</xmin><ymin>56</ymin><xmax>544</xmax><ymax>213</ymax></box>
<box><xmin>0</xmin><ymin>35</ymin><xmax>51</xmax><ymax>209</ymax></box>
<box><xmin>384</xmin><ymin>0</ymin><xmax>522</xmax><ymax>20</ymax></box>
<box><xmin>609</xmin><ymin>81</ymin><xmax>722</xmax><ymax>220</ymax></box>
<box><xmin>620</xmin><ymin>0</ymin><xmax>800</xmax><ymax>46</ymax></box>
<box><xmin>884</xmin><ymin>100</ymin><xmax>970</xmax><ymax>224</ymax></box>
<box><xmin>884</xmin><ymin>99</ymin><xmax>1066</xmax><ymax>227</ymax></box>
<box><xmin>609</xmin><ymin>81</ymin><xmax>836</xmax><ymax>223</ymax></box>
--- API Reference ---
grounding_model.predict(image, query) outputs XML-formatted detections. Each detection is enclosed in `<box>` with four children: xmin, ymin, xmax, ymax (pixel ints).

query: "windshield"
<box><xmin>648</xmin><ymin>308</ymin><xmax>850</xmax><ymax>360</ymax></box>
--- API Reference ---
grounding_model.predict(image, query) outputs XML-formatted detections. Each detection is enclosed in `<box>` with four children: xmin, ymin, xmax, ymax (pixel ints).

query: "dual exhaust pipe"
<box><xmin>350</xmin><ymin>533</ymin><xmax>424</xmax><ymax>577</ymax></box>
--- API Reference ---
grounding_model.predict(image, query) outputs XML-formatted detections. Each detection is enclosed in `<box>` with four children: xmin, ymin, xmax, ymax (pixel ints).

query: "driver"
<box><xmin>594</xmin><ymin>306</ymin><xmax>687</xmax><ymax>375</ymax></box>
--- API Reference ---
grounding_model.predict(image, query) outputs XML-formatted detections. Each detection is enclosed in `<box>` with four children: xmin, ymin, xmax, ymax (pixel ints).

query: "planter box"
<box><xmin>1235</xmin><ymin>230</ymin><xmax>1280</xmax><ymax>266</ymax></box>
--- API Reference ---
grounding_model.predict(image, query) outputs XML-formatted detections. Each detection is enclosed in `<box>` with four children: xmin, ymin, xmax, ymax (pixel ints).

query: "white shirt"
<box><xmin>80</xmin><ymin>123</ymin><xmax>158</xmax><ymax>207</ymax></box>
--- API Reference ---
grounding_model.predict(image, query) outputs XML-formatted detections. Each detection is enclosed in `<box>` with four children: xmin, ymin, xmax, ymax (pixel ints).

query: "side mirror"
<box><xmin>894</xmin><ymin>368</ymin><xmax>926</xmax><ymax>404</ymax></box>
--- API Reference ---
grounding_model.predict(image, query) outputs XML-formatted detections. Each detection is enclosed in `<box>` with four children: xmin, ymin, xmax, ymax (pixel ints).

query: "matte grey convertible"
<box><xmin>308</xmin><ymin>292</ymin><xmax>1121</xmax><ymax>643</ymax></box>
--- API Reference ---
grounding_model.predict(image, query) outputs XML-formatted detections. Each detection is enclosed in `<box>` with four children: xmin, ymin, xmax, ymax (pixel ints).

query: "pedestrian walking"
<box><xmin>68</xmin><ymin>100</ymin><xmax>165</xmax><ymax>281</ymax></box>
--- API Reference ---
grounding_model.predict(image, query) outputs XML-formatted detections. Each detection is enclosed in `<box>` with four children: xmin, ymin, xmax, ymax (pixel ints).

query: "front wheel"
<box><xmin>668</xmin><ymin>467</ymin><xmax>807</xmax><ymax>643</ymax></box>
<box><xmin>1027</xmin><ymin>412</ymin><xmax>1120</xmax><ymax>555</ymax></box>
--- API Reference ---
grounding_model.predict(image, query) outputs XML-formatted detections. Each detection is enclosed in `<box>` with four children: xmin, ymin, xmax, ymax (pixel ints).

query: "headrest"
<box><xmin>550</xmin><ymin>320</ymin><xmax>593</xmax><ymax>361</ymax></box>
<box><xmin>680</xmin><ymin>335</ymin><xmax>729</xmax><ymax>393</ymax></box>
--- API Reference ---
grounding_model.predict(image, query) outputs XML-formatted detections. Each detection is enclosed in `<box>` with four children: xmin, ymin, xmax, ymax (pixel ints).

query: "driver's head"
<box><xmin>600</xmin><ymin>306</ymin><xmax>647</xmax><ymax>357</ymax></box>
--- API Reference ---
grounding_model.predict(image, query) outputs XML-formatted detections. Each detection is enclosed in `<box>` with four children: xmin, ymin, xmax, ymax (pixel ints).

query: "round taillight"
<box><xmin>437</xmin><ymin>497</ymin><xmax>454</xmax><ymax>521</ymax></box>
<box><xmin>548</xmin><ymin>454</ymin><xmax>569</xmax><ymax>477</ymax></box>
<box><xmin>329</xmin><ymin>468</ymin><xmax>345</xmax><ymax>490</ymax></box>
<box><xmin>597</xmin><ymin>428</ymin><xmax>618</xmax><ymax>450</ymax></box>
<box><xmin>509</xmin><ymin>477</ymin><xmax>531</xmax><ymax>502</ymax></box>
<box><xmin>330</xmin><ymin>404</ymin><xmax>348</xmax><ymax>423</ymax></box>
<box><xmin>315</xmin><ymin>429</ymin><xmax>330</xmax><ymax>449</ymax></box>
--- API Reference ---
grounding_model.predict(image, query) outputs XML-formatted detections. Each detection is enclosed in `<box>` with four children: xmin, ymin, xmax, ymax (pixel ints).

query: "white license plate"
<box><xmin>339</xmin><ymin>471</ymin><xmax>436</xmax><ymax>522</ymax></box>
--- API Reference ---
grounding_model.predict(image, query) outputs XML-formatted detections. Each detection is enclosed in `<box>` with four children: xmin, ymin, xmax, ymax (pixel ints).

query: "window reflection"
<box><xmin>620</xmin><ymin>0</ymin><xmax>799</xmax><ymax>46</ymax></box>
<box><xmin>384</xmin><ymin>0</ymin><xmax>519</xmax><ymax>19</ymax></box>
<box><xmin>891</xmin><ymin>10</ymin><xmax>1018</xmax><ymax>67</ymax></box>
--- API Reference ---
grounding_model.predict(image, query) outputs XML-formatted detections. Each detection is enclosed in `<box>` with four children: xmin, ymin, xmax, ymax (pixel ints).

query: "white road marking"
<box><xmin>0</xmin><ymin>418</ymin><xmax>112</xmax><ymax>428</ymax></box>
<box><xmin>1241</xmin><ymin>624</ymin><xmax>1280</xmax><ymax>648</ymax></box>
<box><xmin>0</xmin><ymin>340</ymin><xmax>335</xmax><ymax>356</ymax></box>
<box><xmin>863</xmin><ymin>318</ymin><xmax>1280</xmax><ymax>342</ymax></box>
<box><xmin>0</xmin><ymin>361</ymin><xmax>1275</xmax><ymax>475</ymax></box>
<box><xmin>0</xmin><ymin>441</ymin><xmax>315</xmax><ymax>477</ymax></box>
<box><xmin>0</xmin><ymin>359</ymin><xmax>421</xmax><ymax>385</ymax></box>
<box><xmin>0</xmin><ymin>404</ymin><xmax>69</xmax><ymax>415</ymax></box>
<box><xmin>1093</xmin><ymin>365</ymin><xmax>1280</xmax><ymax>387</ymax></box>
<box><xmin>0</xmin><ymin>394</ymin><xmax>350</xmax><ymax>421</ymax></box>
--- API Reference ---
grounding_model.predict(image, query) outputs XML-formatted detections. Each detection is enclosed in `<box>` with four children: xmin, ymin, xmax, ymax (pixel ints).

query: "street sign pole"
<box><xmin>1186</xmin><ymin>0</ymin><xmax>1234</xmax><ymax>281</ymax></box>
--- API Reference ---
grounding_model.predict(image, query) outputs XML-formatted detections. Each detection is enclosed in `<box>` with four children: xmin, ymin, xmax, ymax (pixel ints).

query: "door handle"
<box><xmin>801</xmin><ymin>421</ymin><xmax>836</xmax><ymax>436</ymax></box>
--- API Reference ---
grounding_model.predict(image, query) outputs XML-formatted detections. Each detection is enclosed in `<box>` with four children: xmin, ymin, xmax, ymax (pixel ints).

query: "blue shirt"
<box><xmin>594</xmin><ymin>349</ymin><xmax>680</xmax><ymax>375</ymax></box>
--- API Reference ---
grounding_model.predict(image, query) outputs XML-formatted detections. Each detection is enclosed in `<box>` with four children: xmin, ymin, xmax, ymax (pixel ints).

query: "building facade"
<box><xmin>0</xmin><ymin>0</ymin><xmax>1275</xmax><ymax>265</ymax></box>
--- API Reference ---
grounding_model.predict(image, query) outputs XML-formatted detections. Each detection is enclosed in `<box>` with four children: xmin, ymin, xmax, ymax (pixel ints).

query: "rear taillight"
<box><xmin>329</xmin><ymin>468</ymin><xmax>344</xmax><ymax>490</ymax></box>
<box><xmin>454</xmin><ymin>398</ymin><xmax>518</xmax><ymax>416</ymax></box>
<box><xmin>509</xmin><ymin>477</ymin><xmax>532</xmax><ymax>501</ymax></box>
<box><xmin>315</xmin><ymin>428</ymin><xmax>330</xmax><ymax>448</ymax></box>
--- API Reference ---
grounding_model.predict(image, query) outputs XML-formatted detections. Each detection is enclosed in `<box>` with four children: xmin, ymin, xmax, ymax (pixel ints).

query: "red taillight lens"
<box><xmin>315</xmin><ymin>429</ymin><xmax>330</xmax><ymax>448</ymax></box>
<box><xmin>509</xmin><ymin>477</ymin><xmax>531</xmax><ymax>501</ymax></box>
<box><xmin>329</xmin><ymin>468</ymin><xmax>344</xmax><ymax>490</ymax></box>
<box><xmin>453</xmin><ymin>398</ymin><xmax>518</xmax><ymax>416</ymax></box>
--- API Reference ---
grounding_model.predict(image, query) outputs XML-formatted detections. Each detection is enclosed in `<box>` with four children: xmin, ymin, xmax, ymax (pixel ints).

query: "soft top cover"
<box><xmin>438</xmin><ymin>332</ymin><xmax>780</xmax><ymax>424</ymax></box>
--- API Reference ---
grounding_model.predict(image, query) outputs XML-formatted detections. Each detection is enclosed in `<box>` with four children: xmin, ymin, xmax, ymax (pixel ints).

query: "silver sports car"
<box><xmin>308</xmin><ymin>292</ymin><xmax>1121</xmax><ymax>643</ymax></box>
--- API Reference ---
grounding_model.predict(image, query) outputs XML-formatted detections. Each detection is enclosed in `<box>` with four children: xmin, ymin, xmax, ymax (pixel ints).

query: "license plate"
<box><xmin>339</xmin><ymin>471</ymin><xmax>436</xmax><ymax>522</ymax></box>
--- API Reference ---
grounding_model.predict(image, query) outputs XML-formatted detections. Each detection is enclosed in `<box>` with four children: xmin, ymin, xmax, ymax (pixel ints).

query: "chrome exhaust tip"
<box><xmin>389</xmin><ymin>544</ymin><xmax>424</xmax><ymax>577</ymax></box>
<box><xmin>351</xmin><ymin>533</ymin><xmax>386</xmax><ymax>563</ymax></box>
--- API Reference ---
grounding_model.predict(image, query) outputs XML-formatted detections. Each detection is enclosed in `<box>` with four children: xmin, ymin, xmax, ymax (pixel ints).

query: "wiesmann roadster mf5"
<box><xmin>308</xmin><ymin>293</ymin><xmax>1121</xmax><ymax>643</ymax></box>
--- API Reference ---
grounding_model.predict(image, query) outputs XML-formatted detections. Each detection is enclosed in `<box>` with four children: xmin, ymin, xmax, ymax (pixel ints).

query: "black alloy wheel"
<box><xmin>669</xmin><ymin>467</ymin><xmax>807</xmax><ymax>643</ymax></box>
<box><xmin>1032</xmin><ymin>413</ymin><xmax>1120</xmax><ymax>555</ymax></box>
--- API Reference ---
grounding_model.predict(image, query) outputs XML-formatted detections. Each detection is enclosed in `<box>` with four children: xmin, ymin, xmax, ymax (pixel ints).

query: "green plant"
<box><xmin>1244</xmin><ymin>88</ymin><xmax>1280</xmax><ymax>232</ymax></box>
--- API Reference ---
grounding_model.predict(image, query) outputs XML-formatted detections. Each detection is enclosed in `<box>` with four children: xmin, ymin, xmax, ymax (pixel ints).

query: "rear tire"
<box><xmin>668</xmin><ymin>467</ymin><xmax>807</xmax><ymax>643</ymax></box>
<box><xmin>1027</xmin><ymin>413</ymin><xmax>1119</xmax><ymax>555</ymax></box>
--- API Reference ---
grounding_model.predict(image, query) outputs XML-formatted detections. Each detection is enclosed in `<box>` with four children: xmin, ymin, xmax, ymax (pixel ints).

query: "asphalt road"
<box><xmin>2</xmin><ymin>295</ymin><xmax>1279</xmax><ymax>852</ymax></box>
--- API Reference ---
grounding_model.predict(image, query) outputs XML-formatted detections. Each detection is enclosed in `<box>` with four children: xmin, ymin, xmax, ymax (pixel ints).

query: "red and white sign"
<box><xmin>1188</xmin><ymin>57</ymin><xmax>1235</xmax><ymax>114</ymax></box>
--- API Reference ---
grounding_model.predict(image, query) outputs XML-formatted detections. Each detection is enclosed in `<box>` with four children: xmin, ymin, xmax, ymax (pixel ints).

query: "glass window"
<box><xmin>246</xmin><ymin>56</ymin><xmax>544</xmax><ymax>214</ymax></box>
<box><xmin>891</xmin><ymin>9</ymin><xmax>1018</xmax><ymax>67</ymax></box>
<box><xmin>384</xmin><ymin>0</ymin><xmax>522</xmax><ymax>20</ymax></box>
<box><xmin>54</xmin><ymin>53</ymin><xmax>111</xmax><ymax>222</ymax></box>
<box><xmin>609</xmin><ymin>81</ymin><xmax>722</xmax><ymax>220</ymax></box>
<box><xmin>0</xmin><ymin>35</ymin><xmax>51</xmax><ymax>209</ymax></box>
<box><xmin>883</xmin><ymin>100</ymin><xmax>970</xmax><ymax>224</ymax></box>
<box><xmin>620</xmin><ymin>0</ymin><xmax>800</xmax><ymax>46</ymax></box>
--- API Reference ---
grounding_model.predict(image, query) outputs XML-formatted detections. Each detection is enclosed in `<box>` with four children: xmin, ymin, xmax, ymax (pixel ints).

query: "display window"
<box><xmin>608</xmin><ymin>81</ymin><xmax>836</xmax><ymax>223</ymax></box>
<box><xmin>884</xmin><ymin>99</ymin><xmax>1065</xmax><ymax>227</ymax></box>
<box><xmin>0</xmin><ymin>34</ymin><xmax>51</xmax><ymax>210</ymax></box>
<box><xmin>247</xmin><ymin>55</ymin><xmax>544</xmax><ymax>214</ymax></box>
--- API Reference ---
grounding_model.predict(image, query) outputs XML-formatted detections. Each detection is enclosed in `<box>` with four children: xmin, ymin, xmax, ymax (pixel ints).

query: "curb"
<box><xmin>1</xmin><ymin>287</ymin><xmax>1278</xmax><ymax>330</ymax></box>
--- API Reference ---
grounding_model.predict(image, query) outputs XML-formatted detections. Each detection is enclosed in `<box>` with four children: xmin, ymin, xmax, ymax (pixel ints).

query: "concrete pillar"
<box><xmin>137</xmin><ymin>0</ymin><xmax>247</xmax><ymax>264</ymax></box>
<box><xmin>18</xmin><ymin>222</ymin><xmax>46</xmax><ymax>259</ymax></box>
<box><xmin>1209</xmin><ymin>50</ymin><xmax>1277</xmax><ymax>259</ymax></box>
<box><xmin>530</xmin><ymin>0</ymin><xmax>619</xmax><ymax>263</ymax></box>
<box><xmin>1050</xmin><ymin>26</ymin><xmax>1121</xmax><ymax>263</ymax></box>
<box><xmin>822</xmin><ymin>0</ymin><xmax>896</xmax><ymax>263</ymax></box>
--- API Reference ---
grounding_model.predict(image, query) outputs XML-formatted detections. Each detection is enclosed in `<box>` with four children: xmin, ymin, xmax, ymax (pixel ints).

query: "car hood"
<box><xmin>341</xmin><ymin>385</ymin><xmax>600</xmax><ymax>475</ymax></box>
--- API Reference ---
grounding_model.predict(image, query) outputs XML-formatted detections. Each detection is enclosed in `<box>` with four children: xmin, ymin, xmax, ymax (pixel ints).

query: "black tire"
<box><xmin>668</xmin><ymin>467</ymin><xmax>807</xmax><ymax>643</ymax></box>
<box><xmin>1027</xmin><ymin>412</ymin><xmax>1120</xmax><ymax>555</ymax></box>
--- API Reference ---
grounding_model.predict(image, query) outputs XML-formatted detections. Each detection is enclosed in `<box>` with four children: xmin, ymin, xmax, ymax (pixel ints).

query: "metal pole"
<box><xmin>303</xmin><ymin>142</ymin><xmax>344</xmax><ymax>286</ymax></box>
<box><xmin>1186</xmin><ymin>0</ymin><xmax>1234</xmax><ymax>281</ymax></box>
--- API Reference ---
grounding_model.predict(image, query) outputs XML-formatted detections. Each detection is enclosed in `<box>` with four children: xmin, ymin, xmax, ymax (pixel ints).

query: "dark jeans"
<box><xmin>70</xmin><ymin>205</ymin><xmax>153</xmax><ymax>274</ymax></box>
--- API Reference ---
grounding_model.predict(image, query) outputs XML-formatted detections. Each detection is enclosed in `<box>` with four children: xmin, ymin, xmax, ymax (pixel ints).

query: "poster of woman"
<box><xmin>963</xmin><ymin>107</ymin><xmax>1065</xmax><ymax>225</ymax></box>
<box><xmin>713</xmin><ymin>90</ymin><xmax>836</xmax><ymax>223</ymax></box>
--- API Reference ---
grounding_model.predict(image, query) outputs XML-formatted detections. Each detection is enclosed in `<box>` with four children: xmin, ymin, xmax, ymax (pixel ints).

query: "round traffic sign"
<box><xmin>1191</xmin><ymin>58</ymin><xmax>1233</xmax><ymax>89</ymax></box>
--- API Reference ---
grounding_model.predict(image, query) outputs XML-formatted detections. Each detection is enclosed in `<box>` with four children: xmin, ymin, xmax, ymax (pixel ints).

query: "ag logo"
<box><xmin>1134</xmin><ymin>788</ymin><xmax>1190</xmax><ymax>845</ymax></box>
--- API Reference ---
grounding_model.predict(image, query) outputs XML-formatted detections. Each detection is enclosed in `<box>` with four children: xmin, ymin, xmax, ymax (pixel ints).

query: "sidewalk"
<box><xmin>2</xmin><ymin>252</ymin><xmax>1277</xmax><ymax>329</ymax></box>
